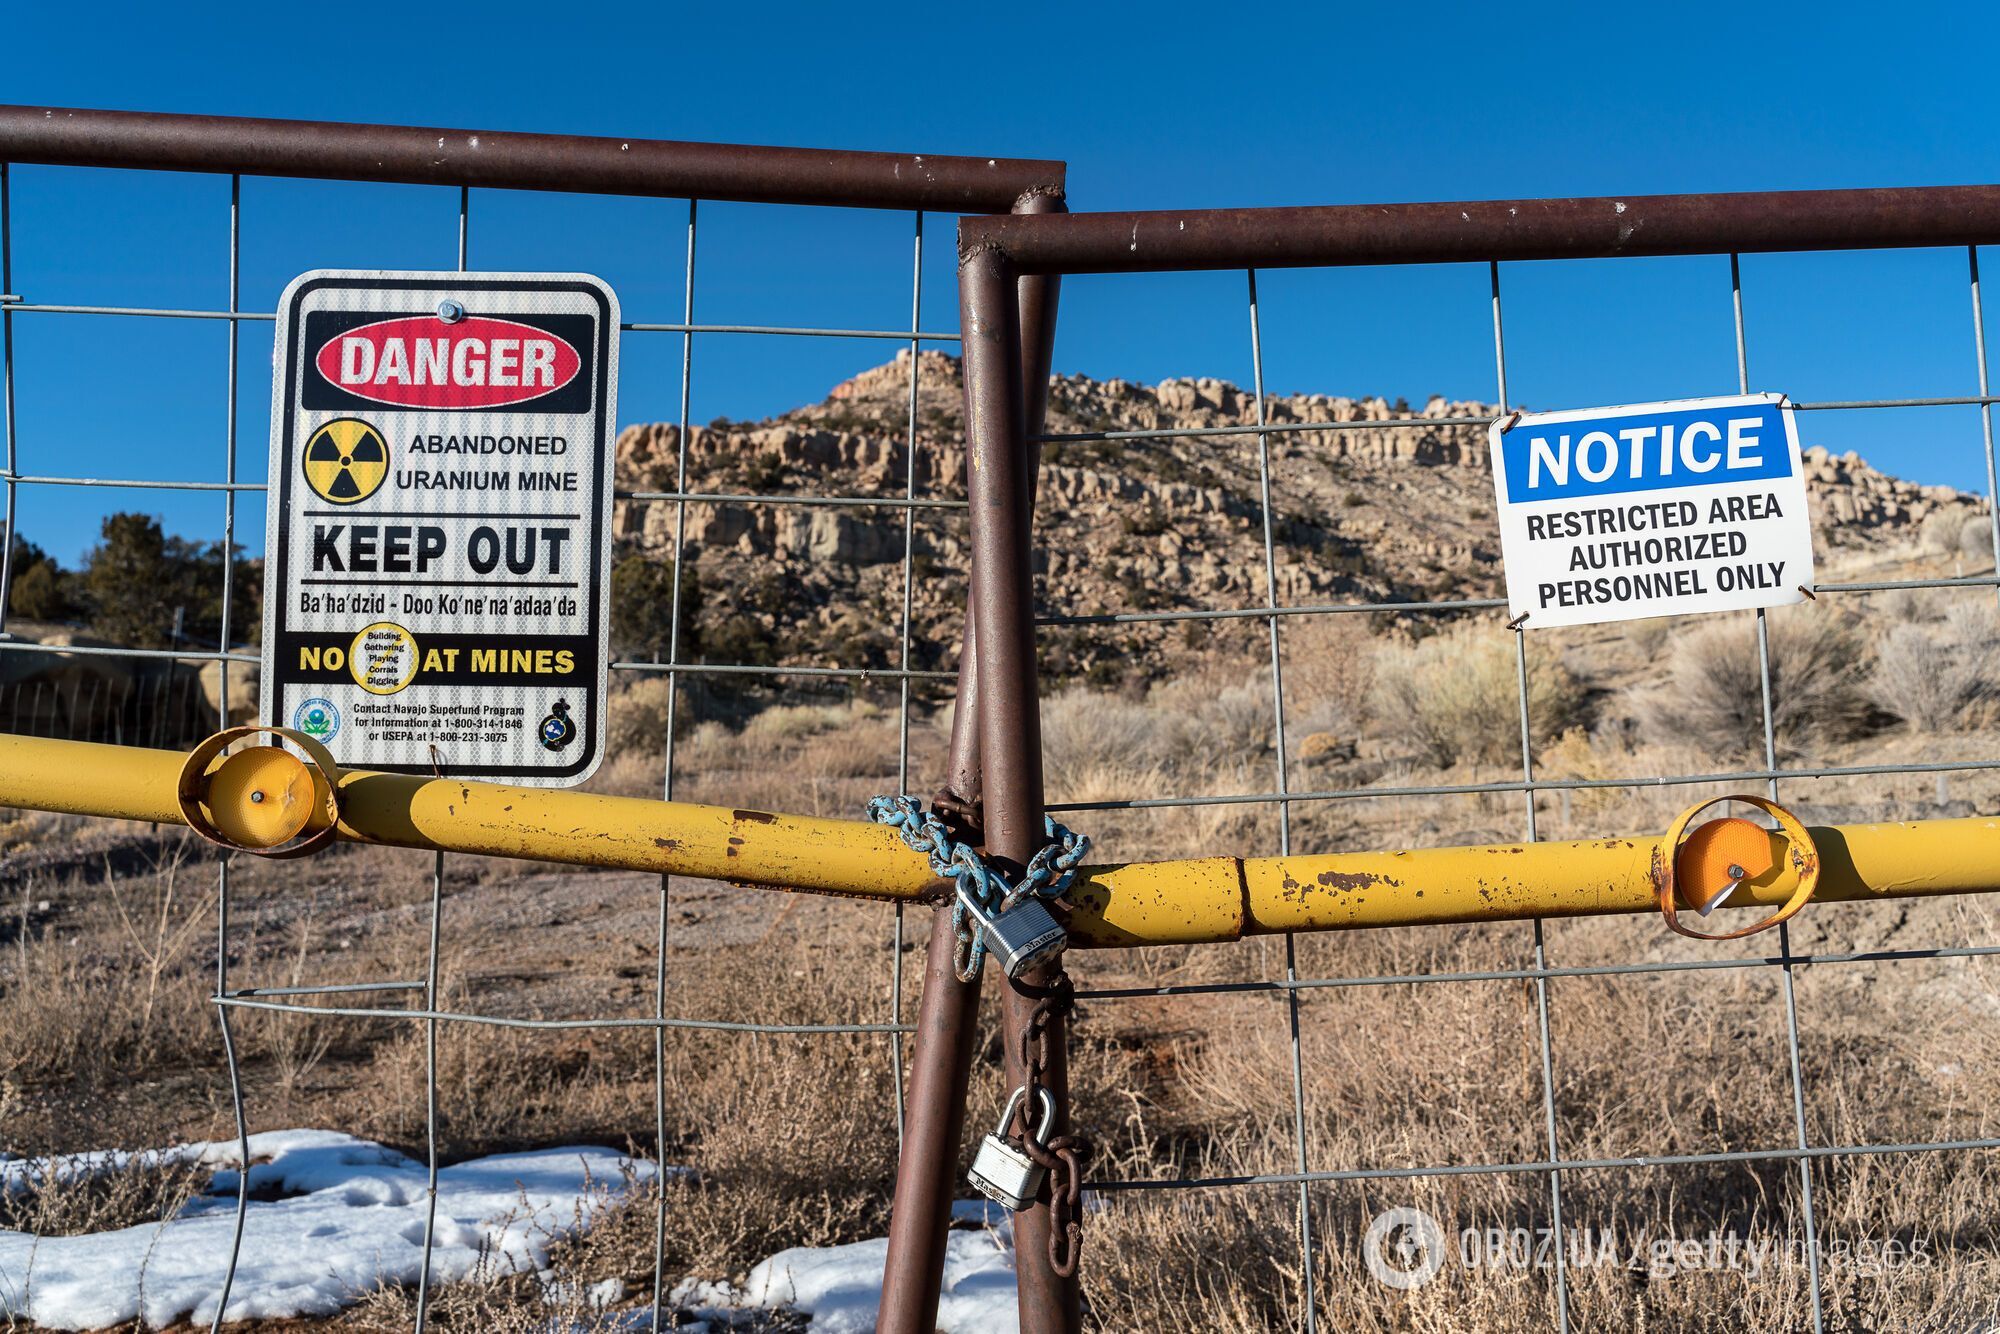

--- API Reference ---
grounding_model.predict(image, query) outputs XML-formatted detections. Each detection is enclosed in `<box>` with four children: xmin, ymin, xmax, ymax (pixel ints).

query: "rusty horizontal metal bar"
<box><xmin>959</xmin><ymin>183</ymin><xmax>2000</xmax><ymax>274</ymax></box>
<box><xmin>0</xmin><ymin>105</ymin><xmax>1064</xmax><ymax>213</ymax></box>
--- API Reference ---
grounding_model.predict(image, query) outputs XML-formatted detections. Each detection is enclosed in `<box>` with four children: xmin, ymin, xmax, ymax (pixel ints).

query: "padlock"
<box><xmin>968</xmin><ymin>1086</ymin><xmax>1057</xmax><ymax>1211</ymax></box>
<box><xmin>956</xmin><ymin>883</ymin><xmax>1067</xmax><ymax>980</ymax></box>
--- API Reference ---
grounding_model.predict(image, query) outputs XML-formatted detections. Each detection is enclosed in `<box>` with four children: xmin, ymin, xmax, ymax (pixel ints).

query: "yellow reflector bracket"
<box><xmin>1656</xmin><ymin>795</ymin><xmax>1818</xmax><ymax>941</ymax></box>
<box><xmin>176</xmin><ymin>726</ymin><xmax>344</xmax><ymax>859</ymax></box>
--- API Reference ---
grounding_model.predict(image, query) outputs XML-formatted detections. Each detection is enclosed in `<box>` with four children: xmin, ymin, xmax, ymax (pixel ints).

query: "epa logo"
<box><xmin>293</xmin><ymin>697</ymin><xmax>341</xmax><ymax>744</ymax></box>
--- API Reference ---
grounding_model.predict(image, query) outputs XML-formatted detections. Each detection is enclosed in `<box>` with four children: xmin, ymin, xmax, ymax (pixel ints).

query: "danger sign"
<box><xmin>1488</xmin><ymin>393</ymin><xmax>1816</xmax><ymax>630</ymax></box>
<box><xmin>316</xmin><ymin>314</ymin><xmax>584</xmax><ymax>410</ymax></box>
<box><xmin>261</xmin><ymin>270</ymin><xmax>620</xmax><ymax>785</ymax></box>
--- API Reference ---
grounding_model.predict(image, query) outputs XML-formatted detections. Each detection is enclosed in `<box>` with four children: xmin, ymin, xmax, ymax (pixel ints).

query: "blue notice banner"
<box><xmin>1499</xmin><ymin>401</ymin><xmax>1794</xmax><ymax>503</ymax></box>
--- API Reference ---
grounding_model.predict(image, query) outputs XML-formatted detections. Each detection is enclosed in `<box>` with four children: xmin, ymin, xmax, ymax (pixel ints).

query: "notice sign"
<box><xmin>1488</xmin><ymin>394</ymin><xmax>1815</xmax><ymax>630</ymax></box>
<box><xmin>261</xmin><ymin>270</ymin><xmax>620</xmax><ymax>785</ymax></box>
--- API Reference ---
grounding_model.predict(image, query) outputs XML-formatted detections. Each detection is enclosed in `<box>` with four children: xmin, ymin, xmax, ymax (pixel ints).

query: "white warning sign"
<box><xmin>261</xmin><ymin>270</ymin><xmax>620</xmax><ymax>785</ymax></box>
<box><xmin>1488</xmin><ymin>393</ymin><xmax>1815</xmax><ymax>630</ymax></box>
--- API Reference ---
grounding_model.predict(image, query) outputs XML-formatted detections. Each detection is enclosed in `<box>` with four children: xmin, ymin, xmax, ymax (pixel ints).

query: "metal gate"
<box><xmin>954</xmin><ymin>188</ymin><xmax>2000</xmax><ymax>1330</ymax></box>
<box><xmin>0</xmin><ymin>104</ymin><xmax>1061</xmax><ymax>1332</ymax></box>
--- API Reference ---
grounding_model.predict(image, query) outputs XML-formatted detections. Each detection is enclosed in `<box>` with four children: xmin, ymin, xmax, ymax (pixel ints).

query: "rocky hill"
<box><xmin>611</xmin><ymin>350</ymin><xmax>1988</xmax><ymax>684</ymax></box>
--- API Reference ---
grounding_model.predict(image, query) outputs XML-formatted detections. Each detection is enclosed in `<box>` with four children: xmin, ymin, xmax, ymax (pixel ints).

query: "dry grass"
<box><xmin>1</xmin><ymin>842</ymin><xmax>218</xmax><ymax>1105</ymax></box>
<box><xmin>7</xmin><ymin>591</ymin><xmax>2000</xmax><ymax>1330</ymax></box>
<box><xmin>0</xmin><ymin>1152</ymin><xmax>207</xmax><ymax>1240</ymax></box>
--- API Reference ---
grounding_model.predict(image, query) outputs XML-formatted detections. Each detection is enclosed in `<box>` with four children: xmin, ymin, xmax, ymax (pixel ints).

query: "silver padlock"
<box><xmin>957</xmin><ymin>883</ymin><xmax>1066</xmax><ymax>979</ymax></box>
<box><xmin>968</xmin><ymin>1086</ymin><xmax>1056</xmax><ymax>1211</ymax></box>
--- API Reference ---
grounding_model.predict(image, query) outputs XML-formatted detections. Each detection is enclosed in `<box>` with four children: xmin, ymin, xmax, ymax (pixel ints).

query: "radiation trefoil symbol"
<box><xmin>302</xmin><ymin>418</ymin><xmax>389</xmax><ymax>505</ymax></box>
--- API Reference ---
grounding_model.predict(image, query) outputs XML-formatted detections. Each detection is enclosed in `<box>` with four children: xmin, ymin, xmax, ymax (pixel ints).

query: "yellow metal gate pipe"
<box><xmin>0</xmin><ymin>732</ymin><xmax>938</xmax><ymax>900</ymax></box>
<box><xmin>1064</xmin><ymin>820</ymin><xmax>2000</xmax><ymax>944</ymax></box>
<box><xmin>4</xmin><ymin>733</ymin><xmax>1997</xmax><ymax>945</ymax></box>
<box><xmin>1240</xmin><ymin>820</ymin><xmax>1999</xmax><ymax>933</ymax></box>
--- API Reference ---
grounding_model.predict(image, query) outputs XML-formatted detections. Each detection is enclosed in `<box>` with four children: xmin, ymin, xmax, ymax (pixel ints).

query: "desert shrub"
<box><xmin>608</xmin><ymin>550</ymin><xmax>696</xmax><ymax>662</ymax></box>
<box><xmin>1148</xmin><ymin>676</ymin><xmax>1277</xmax><ymax>765</ymax></box>
<box><xmin>1877</xmin><ymin>586</ymin><xmax>1940</xmax><ymax>623</ymax></box>
<box><xmin>1922</xmin><ymin>508</ymin><xmax>1967</xmax><ymax>557</ymax></box>
<box><xmin>742</xmin><ymin>697</ymin><xmax>881</xmax><ymax>743</ymax></box>
<box><xmin>1869</xmin><ymin>602</ymin><xmax>2000</xmax><ymax>731</ymax></box>
<box><xmin>1961</xmin><ymin>513</ymin><xmax>1998</xmax><ymax>570</ymax></box>
<box><xmin>1925</xmin><ymin>509</ymin><xmax>1998</xmax><ymax>569</ymax></box>
<box><xmin>7</xmin><ymin>556</ymin><xmax>74</xmax><ymax>622</ymax></box>
<box><xmin>1280</xmin><ymin>616</ymin><xmax>1378</xmax><ymax>750</ymax></box>
<box><xmin>604</xmin><ymin>675</ymin><xmax>676</xmax><ymax>758</ymax></box>
<box><xmin>1038</xmin><ymin>676</ymin><xmax>1284</xmax><ymax>807</ymax></box>
<box><xmin>696</xmin><ymin>612</ymin><xmax>779</xmax><ymax>668</ymax></box>
<box><xmin>1041</xmin><ymin>686</ymin><xmax>1173</xmax><ymax>802</ymax></box>
<box><xmin>1642</xmin><ymin>610</ymin><xmax>1872</xmax><ymax>757</ymax></box>
<box><xmin>1370</xmin><ymin>626</ymin><xmax>1587</xmax><ymax>767</ymax></box>
<box><xmin>0</xmin><ymin>1150</ymin><xmax>207</xmax><ymax>1237</ymax></box>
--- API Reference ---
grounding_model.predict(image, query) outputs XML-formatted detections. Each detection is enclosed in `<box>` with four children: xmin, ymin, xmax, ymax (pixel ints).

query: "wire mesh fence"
<box><xmin>0</xmin><ymin>117</ymin><xmax>1059</xmax><ymax>1332</ymax></box>
<box><xmin>968</xmin><ymin>207</ymin><xmax>2000</xmax><ymax>1328</ymax></box>
<box><xmin>0</xmin><ymin>663</ymin><xmax>215</xmax><ymax>749</ymax></box>
<box><xmin>7</xmin><ymin>109</ymin><xmax>2000</xmax><ymax>1333</ymax></box>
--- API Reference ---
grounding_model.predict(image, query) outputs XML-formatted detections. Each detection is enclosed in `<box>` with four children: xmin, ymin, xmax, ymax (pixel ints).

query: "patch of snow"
<box><xmin>4</xmin><ymin>1130</ymin><xmax>1022</xmax><ymax>1333</ymax></box>
<box><xmin>670</xmin><ymin>1206</ymin><xmax>1018</xmax><ymax>1334</ymax></box>
<box><xmin>0</xmin><ymin>1129</ymin><xmax>650</xmax><ymax>1331</ymax></box>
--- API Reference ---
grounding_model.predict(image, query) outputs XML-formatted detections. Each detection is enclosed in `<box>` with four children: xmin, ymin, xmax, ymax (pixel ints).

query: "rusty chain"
<box><xmin>871</xmin><ymin>792</ymin><xmax>1093</xmax><ymax>1272</ymax></box>
<box><xmin>1009</xmin><ymin>969</ymin><xmax>1090</xmax><ymax>1278</ymax></box>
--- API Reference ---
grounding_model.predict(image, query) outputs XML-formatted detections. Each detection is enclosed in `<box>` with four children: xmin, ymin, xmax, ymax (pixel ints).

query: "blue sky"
<box><xmin>4</xmin><ymin>0</ymin><xmax>1997</xmax><ymax>565</ymax></box>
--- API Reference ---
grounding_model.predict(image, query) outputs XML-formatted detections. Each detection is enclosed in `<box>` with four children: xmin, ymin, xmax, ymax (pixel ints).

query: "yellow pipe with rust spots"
<box><xmin>1238</xmin><ymin>819</ymin><xmax>2000</xmax><ymax>936</ymax></box>
<box><xmin>0</xmin><ymin>732</ymin><xmax>1245</xmax><ymax>934</ymax></box>
<box><xmin>5</xmin><ymin>734</ymin><xmax>1998</xmax><ymax>943</ymax></box>
<box><xmin>1067</xmin><ymin>858</ymin><xmax>1245</xmax><ymax>947</ymax></box>
<box><xmin>0</xmin><ymin>733</ymin><xmax>937</xmax><ymax>899</ymax></box>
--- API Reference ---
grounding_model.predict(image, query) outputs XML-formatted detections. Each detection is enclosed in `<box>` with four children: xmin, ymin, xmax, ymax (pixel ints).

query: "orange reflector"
<box><xmin>1675</xmin><ymin>816</ymin><xmax>1776</xmax><ymax>915</ymax></box>
<box><xmin>204</xmin><ymin>746</ymin><xmax>316</xmax><ymax>849</ymax></box>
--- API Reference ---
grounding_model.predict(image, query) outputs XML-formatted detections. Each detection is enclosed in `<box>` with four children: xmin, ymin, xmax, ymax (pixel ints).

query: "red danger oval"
<box><xmin>314</xmin><ymin>315</ymin><xmax>582</xmax><ymax>410</ymax></box>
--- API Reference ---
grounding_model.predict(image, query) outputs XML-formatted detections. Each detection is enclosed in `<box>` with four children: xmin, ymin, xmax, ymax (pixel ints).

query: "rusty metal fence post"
<box><xmin>959</xmin><ymin>237</ymin><xmax>1078</xmax><ymax>1333</ymax></box>
<box><xmin>877</xmin><ymin>187</ymin><xmax>1063</xmax><ymax>1334</ymax></box>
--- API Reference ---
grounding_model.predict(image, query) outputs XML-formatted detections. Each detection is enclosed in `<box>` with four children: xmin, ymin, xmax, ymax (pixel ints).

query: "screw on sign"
<box><xmin>260</xmin><ymin>271</ymin><xmax>620</xmax><ymax>786</ymax></box>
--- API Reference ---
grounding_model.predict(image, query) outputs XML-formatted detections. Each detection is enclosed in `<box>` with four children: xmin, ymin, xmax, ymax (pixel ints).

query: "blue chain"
<box><xmin>867</xmin><ymin>795</ymin><xmax>1090</xmax><ymax>980</ymax></box>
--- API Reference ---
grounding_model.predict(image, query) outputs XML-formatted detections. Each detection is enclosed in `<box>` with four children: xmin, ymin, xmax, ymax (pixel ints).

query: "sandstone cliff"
<box><xmin>612</xmin><ymin>351</ymin><xmax>1988</xmax><ymax>683</ymax></box>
